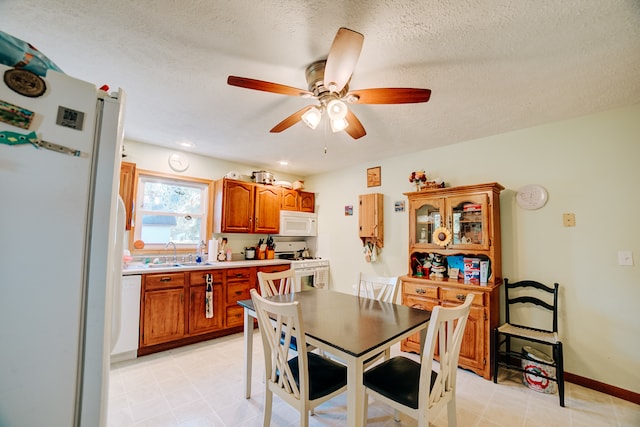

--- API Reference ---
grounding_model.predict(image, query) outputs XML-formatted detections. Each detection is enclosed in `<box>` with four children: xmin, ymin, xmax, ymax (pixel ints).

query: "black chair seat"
<box><xmin>287</xmin><ymin>352</ymin><xmax>347</xmax><ymax>400</ymax></box>
<box><xmin>363</xmin><ymin>356</ymin><xmax>437</xmax><ymax>410</ymax></box>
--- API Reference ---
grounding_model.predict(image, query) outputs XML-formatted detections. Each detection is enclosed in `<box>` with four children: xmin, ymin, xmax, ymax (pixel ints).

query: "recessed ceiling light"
<box><xmin>177</xmin><ymin>140</ymin><xmax>195</xmax><ymax>148</ymax></box>
<box><xmin>279</xmin><ymin>161</ymin><xmax>289</xmax><ymax>166</ymax></box>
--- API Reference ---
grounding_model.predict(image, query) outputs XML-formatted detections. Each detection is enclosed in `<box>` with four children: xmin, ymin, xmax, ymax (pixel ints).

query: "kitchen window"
<box><xmin>132</xmin><ymin>170</ymin><xmax>213</xmax><ymax>251</ymax></box>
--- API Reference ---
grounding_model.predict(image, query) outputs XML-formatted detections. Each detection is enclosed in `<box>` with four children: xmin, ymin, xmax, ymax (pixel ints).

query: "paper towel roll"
<box><xmin>207</xmin><ymin>240</ymin><xmax>218</xmax><ymax>262</ymax></box>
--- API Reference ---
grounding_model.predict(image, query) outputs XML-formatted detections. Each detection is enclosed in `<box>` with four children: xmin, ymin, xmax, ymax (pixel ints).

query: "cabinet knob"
<box><xmin>456</xmin><ymin>294</ymin><xmax>466</xmax><ymax>301</ymax></box>
<box><xmin>416</xmin><ymin>288</ymin><xmax>426</xmax><ymax>294</ymax></box>
<box><xmin>160</xmin><ymin>277</ymin><xmax>171</xmax><ymax>282</ymax></box>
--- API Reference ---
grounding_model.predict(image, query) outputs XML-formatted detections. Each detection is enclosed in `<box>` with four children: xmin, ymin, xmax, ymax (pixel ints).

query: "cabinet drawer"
<box><xmin>440</xmin><ymin>288</ymin><xmax>484</xmax><ymax>306</ymax></box>
<box><xmin>144</xmin><ymin>272</ymin><xmax>185</xmax><ymax>290</ymax></box>
<box><xmin>189</xmin><ymin>270</ymin><xmax>223</xmax><ymax>286</ymax></box>
<box><xmin>404</xmin><ymin>295</ymin><xmax>438</xmax><ymax>312</ymax></box>
<box><xmin>226</xmin><ymin>306</ymin><xmax>245</xmax><ymax>327</ymax></box>
<box><xmin>403</xmin><ymin>282</ymin><xmax>438</xmax><ymax>299</ymax></box>
<box><xmin>227</xmin><ymin>282</ymin><xmax>251</xmax><ymax>304</ymax></box>
<box><xmin>226</xmin><ymin>268</ymin><xmax>254</xmax><ymax>282</ymax></box>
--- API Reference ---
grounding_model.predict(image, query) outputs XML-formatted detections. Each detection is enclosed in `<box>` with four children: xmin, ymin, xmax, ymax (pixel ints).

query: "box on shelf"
<box><xmin>463</xmin><ymin>257</ymin><xmax>480</xmax><ymax>284</ymax></box>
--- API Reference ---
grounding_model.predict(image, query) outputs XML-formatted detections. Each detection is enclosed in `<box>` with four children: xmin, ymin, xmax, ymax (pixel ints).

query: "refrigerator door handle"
<box><xmin>110</xmin><ymin>196</ymin><xmax>126</xmax><ymax>351</ymax></box>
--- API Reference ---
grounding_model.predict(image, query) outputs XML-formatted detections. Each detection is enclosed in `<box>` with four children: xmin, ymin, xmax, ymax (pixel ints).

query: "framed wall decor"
<box><xmin>367</xmin><ymin>166</ymin><xmax>381</xmax><ymax>187</ymax></box>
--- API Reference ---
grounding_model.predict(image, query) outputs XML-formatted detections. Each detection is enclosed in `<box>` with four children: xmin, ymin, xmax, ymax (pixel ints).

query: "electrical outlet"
<box><xmin>563</xmin><ymin>213</ymin><xmax>576</xmax><ymax>227</ymax></box>
<box><xmin>618</xmin><ymin>250</ymin><xmax>634</xmax><ymax>266</ymax></box>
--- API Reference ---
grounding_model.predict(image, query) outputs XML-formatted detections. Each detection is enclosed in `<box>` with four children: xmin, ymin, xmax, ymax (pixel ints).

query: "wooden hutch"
<box><xmin>401</xmin><ymin>182</ymin><xmax>504</xmax><ymax>380</ymax></box>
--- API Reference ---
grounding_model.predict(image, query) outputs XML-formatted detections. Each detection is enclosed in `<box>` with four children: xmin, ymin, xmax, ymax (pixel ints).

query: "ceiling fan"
<box><xmin>227</xmin><ymin>27</ymin><xmax>431</xmax><ymax>139</ymax></box>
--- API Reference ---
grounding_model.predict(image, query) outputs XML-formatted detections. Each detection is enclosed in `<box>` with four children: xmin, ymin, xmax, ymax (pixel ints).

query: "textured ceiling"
<box><xmin>2</xmin><ymin>0</ymin><xmax>640</xmax><ymax>176</ymax></box>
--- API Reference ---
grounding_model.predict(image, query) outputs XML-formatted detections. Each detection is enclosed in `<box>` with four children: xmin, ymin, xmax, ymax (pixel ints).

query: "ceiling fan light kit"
<box><xmin>301</xmin><ymin>106</ymin><xmax>322</xmax><ymax>129</ymax></box>
<box><xmin>227</xmin><ymin>27</ymin><xmax>432</xmax><ymax>140</ymax></box>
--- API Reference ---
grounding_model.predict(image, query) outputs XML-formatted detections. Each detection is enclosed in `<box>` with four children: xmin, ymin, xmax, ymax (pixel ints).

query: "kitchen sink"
<box><xmin>146</xmin><ymin>262</ymin><xmax>214</xmax><ymax>268</ymax></box>
<box><xmin>180</xmin><ymin>262</ymin><xmax>214</xmax><ymax>266</ymax></box>
<box><xmin>148</xmin><ymin>263</ymin><xmax>183</xmax><ymax>268</ymax></box>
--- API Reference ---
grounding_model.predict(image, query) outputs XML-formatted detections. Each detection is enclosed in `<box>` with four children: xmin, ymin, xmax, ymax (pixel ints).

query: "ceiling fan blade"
<box><xmin>270</xmin><ymin>105</ymin><xmax>314</xmax><ymax>133</ymax></box>
<box><xmin>323</xmin><ymin>27</ymin><xmax>364</xmax><ymax>93</ymax></box>
<box><xmin>344</xmin><ymin>109</ymin><xmax>366</xmax><ymax>139</ymax></box>
<box><xmin>228</xmin><ymin>76</ymin><xmax>312</xmax><ymax>97</ymax></box>
<box><xmin>346</xmin><ymin>88</ymin><xmax>431</xmax><ymax>104</ymax></box>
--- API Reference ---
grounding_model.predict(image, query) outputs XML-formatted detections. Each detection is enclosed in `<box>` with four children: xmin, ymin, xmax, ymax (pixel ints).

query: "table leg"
<box><xmin>419</xmin><ymin>327</ymin><xmax>427</xmax><ymax>355</ymax></box>
<box><xmin>346</xmin><ymin>357</ymin><xmax>365</xmax><ymax>427</ymax></box>
<box><xmin>243</xmin><ymin>308</ymin><xmax>254</xmax><ymax>399</ymax></box>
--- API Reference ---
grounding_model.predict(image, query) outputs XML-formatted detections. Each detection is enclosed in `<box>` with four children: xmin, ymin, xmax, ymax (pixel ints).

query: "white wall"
<box><xmin>306</xmin><ymin>103</ymin><xmax>640</xmax><ymax>394</ymax></box>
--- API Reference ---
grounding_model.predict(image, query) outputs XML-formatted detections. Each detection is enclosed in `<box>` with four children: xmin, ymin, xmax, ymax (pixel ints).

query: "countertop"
<box><xmin>122</xmin><ymin>259</ymin><xmax>291</xmax><ymax>275</ymax></box>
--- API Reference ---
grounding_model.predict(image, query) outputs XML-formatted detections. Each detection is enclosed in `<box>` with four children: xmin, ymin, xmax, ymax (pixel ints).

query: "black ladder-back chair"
<box><xmin>492</xmin><ymin>279</ymin><xmax>565</xmax><ymax>407</ymax></box>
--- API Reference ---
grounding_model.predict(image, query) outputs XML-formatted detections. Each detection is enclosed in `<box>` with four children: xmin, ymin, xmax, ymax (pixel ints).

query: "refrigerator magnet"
<box><xmin>4</xmin><ymin>69</ymin><xmax>47</xmax><ymax>98</ymax></box>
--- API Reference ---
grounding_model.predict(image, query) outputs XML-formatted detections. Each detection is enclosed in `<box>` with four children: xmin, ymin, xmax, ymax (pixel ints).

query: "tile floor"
<box><xmin>108</xmin><ymin>333</ymin><xmax>640</xmax><ymax>426</ymax></box>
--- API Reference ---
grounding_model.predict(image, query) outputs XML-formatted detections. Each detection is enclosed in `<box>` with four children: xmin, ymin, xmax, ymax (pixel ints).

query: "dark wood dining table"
<box><xmin>238</xmin><ymin>289</ymin><xmax>431</xmax><ymax>427</ymax></box>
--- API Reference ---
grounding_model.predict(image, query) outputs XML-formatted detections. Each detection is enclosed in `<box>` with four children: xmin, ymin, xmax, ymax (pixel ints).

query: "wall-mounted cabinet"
<box><xmin>359</xmin><ymin>193</ymin><xmax>383</xmax><ymax>248</ymax></box>
<box><xmin>281</xmin><ymin>189</ymin><xmax>315</xmax><ymax>213</ymax></box>
<box><xmin>213</xmin><ymin>178</ymin><xmax>280</xmax><ymax>234</ymax></box>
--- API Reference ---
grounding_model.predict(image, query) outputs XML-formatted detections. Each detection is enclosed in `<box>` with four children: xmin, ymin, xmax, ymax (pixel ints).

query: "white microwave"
<box><xmin>278</xmin><ymin>211</ymin><xmax>318</xmax><ymax>236</ymax></box>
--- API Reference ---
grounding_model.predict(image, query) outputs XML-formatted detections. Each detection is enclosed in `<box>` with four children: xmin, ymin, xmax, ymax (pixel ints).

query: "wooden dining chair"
<box><xmin>492</xmin><ymin>278</ymin><xmax>564</xmax><ymax>406</ymax></box>
<box><xmin>363</xmin><ymin>294</ymin><xmax>474</xmax><ymax>427</ymax></box>
<box><xmin>257</xmin><ymin>268</ymin><xmax>316</xmax><ymax>354</ymax></box>
<box><xmin>354</xmin><ymin>273</ymin><xmax>401</xmax><ymax>367</ymax></box>
<box><xmin>250</xmin><ymin>289</ymin><xmax>347</xmax><ymax>427</ymax></box>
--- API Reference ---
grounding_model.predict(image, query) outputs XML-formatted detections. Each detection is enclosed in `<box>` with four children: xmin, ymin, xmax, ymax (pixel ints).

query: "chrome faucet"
<box><xmin>164</xmin><ymin>241</ymin><xmax>177</xmax><ymax>263</ymax></box>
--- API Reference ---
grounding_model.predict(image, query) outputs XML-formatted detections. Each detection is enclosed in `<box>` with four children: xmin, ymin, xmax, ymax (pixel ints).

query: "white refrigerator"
<box><xmin>0</xmin><ymin>63</ymin><xmax>125</xmax><ymax>426</ymax></box>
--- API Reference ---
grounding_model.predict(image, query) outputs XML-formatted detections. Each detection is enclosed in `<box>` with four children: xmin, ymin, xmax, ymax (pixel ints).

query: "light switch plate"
<box><xmin>618</xmin><ymin>250</ymin><xmax>634</xmax><ymax>266</ymax></box>
<box><xmin>563</xmin><ymin>213</ymin><xmax>576</xmax><ymax>227</ymax></box>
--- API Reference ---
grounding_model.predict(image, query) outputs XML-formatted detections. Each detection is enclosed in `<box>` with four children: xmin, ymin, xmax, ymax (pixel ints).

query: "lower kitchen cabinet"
<box><xmin>400</xmin><ymin>276</ymin><xmax>499</xmax><ymax>380</ymax></box>
<box><xmin>138</xmin><ymin>263</ymin><xmax>286</xmax><ymax>356</ymax></box>
<box><xmin>188</xmin><ymin>270</ymin><xmax>223</xmax><ymax>335</ymax></box>
<box><xmin>141</xmin><ymin>272</ymin><xmax>186</xmax><ymax>347</ymax></box>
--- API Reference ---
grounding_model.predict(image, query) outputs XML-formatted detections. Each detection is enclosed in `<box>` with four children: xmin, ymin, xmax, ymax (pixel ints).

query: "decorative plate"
<box><xmin>516</xmin><ymin>184</ymin><xmax>548</xmax><ymax>210</ymax></box>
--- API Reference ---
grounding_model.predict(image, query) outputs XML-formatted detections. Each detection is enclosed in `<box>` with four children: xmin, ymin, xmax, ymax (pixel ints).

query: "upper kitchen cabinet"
<box><xmin>299</xmin><ymin>191</ymin><xmax>315</xmax><ymax>213</ymax></box>
<box><xmin>280</xmin><ymin>189</ymin><xmax>315</xmax><ymax>213</ymax></box>
<box><xmin>119</xmin><ymin>161</ymin><xmax>136</xmax><ymax>230</ymax></box>
<box><xmin>213</xmin><ymin>178</ymin><xmax>280</xmax><ymax>234</ymax></box>
<box><xmin>280</xmin><ymin>188</ymin><xmax>300</xmax><ymax>211</ymax></box>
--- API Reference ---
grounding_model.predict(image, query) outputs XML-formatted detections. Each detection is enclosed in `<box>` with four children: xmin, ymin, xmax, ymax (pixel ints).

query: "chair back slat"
<box><xmin>421</xmin><ymin>294</ymin><xmax>474</xmax><ymax>409</ymax></box>
<box><xmin>504</xmin><ymin>278</ymin><xmax>559</xmax><ymax>333</ymax></box>
<box><xmin>258</xmin><ymin>269</ymin><xmax>296</xmax><ymax>297</ymax></box>
<box><xmin>356</xmin><ymin>273</ymin><xmax>400</xmax><ymax>303</ymax></box>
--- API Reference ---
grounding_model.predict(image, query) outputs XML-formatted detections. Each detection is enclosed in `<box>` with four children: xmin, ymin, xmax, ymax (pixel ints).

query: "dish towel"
<box><xmin>205</xmin><ymin>273</ymin><xmax>213</xmax><ymax>318</ymax></box>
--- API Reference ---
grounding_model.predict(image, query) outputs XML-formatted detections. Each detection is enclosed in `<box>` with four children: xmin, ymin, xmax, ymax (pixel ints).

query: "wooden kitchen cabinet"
<box><xmin>213</xmin><ymin>178</ymin><xmax>280</xmax><ymax>234</ymax></box>
<box><xmin>400</xmin><ymin>182</ymin><xmax>504</xmax><ymax>380</ymax></box>
<box><xmin>188</xmin><ymin>270</ymin><xmax>223</xmax><ymax>335</ymax></box>
<box><xmin>299</xmin><ymin>191</ymin><xmax>315</xmax><ymax>213</ymax></box>
<box><xmin>138</xmin><ymin>263</ymin><xmax>288</xmax><ymax>356</ymax></box>
<box><xmin>281</xmin><ymin>189</ymin><xmax>315</xmax><ymax>213</ymax></box>
<box><xmin>119</xmin><ymin>161</ymin><xmax>136</xmax><ymax>230</ymax></box>
<box><xmin>140</xmin><ymin>272</ymin><xmax>186</xmax><ymax>347</ymax></box>
<box><xmin>280</xmin><ymin>188</ymin><xmax>300</xmax><ymax>211</ymax></box>
<box><xmin>359</xmin><ymin>193</ymin><xmax>383</xmax><ymax>247</ymax></box>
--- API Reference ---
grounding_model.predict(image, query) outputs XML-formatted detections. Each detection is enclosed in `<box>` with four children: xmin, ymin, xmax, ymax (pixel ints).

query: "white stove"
<box><xmin>274</xmin><ymin>241</ymin><xmax>329</xmax><ymax>290</ymax></box>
